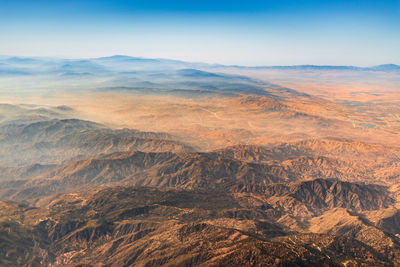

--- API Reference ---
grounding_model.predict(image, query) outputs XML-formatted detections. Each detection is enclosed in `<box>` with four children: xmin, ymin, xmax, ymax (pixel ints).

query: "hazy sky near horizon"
<box><xmin>0</xmin><ymin>0</ymin><xmax>399</xmax><ymax>66</ymax></box>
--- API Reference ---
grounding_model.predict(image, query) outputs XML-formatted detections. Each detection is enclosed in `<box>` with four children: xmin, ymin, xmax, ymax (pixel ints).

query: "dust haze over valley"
<box><xmin>1</xmin><ymin>56</ymin><xmax>400</xmax><ymax>266</ymax></box>
<box><xmin>1</xmin><ymin>56</ymin><xmax>399</xmax><ymax>150</ymax></box>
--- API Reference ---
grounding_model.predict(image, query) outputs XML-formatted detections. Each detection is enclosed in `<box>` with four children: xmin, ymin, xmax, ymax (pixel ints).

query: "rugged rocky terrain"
<box><xmin>1</xmin><ymin>136</ymin><xmax>399</xmax><ymax>201</ymax></box>
<box><xmin>1</xmin><ymin>185</ymin><xmax>400</xmax><ymax>266</ymax></box>
<box><xmin>0</xmin><ymin>108</ymin><xmax>399</xmax><ymax>266</ymax></box>
<box><xmin>0</xmin><ymin>57</ymin><xmax>400</xmax><ymax>266</ymax></box>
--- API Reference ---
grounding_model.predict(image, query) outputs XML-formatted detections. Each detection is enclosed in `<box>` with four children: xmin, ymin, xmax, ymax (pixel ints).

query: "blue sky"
<box><xmin>0</xmin><ymin>0</ymin><xmax>399</xmax><ymax>66</ymax></box>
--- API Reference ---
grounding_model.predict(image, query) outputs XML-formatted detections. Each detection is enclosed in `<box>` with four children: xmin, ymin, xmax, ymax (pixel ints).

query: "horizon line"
<box><xmin>1</xmin><ymin>54</ymin><xmax>399</xmax><ymax>69</ymax></box>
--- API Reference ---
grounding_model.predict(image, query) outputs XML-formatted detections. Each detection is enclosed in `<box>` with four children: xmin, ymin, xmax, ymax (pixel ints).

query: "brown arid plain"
<box><xmin>3</xmin><ymin>86</ymin><xmax>400</xmax><ymax>151</ymax></box>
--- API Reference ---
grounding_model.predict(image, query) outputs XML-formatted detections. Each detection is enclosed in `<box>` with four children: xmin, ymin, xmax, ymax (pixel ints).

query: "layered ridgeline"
<box><xmin>1</xmin><ymin>131</ymin><xmax>399</xmax><ymax>201</ymax></box>
<box><xmin>0</xmin><ymin>106</ymin><xmax>194</xmax><ymax>166</ymax></box>
<box><xmin>0</xmin><ymin>56</ymin><xmax>285</xmax><ymax>97</ymax></box>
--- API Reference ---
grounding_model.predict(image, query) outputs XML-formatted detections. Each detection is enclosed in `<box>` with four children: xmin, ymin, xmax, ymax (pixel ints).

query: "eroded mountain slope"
<box><xmin>1</xmin><ymin>185</ymin><xmax>398</xmax><ymax>266</ymax></box>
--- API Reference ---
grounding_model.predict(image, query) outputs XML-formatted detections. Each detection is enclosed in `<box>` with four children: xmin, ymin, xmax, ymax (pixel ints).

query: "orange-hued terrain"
<box><xmin>0</xmin><ymin>56</ymin><xmax>400</xmax><ymax>266</ymax></box>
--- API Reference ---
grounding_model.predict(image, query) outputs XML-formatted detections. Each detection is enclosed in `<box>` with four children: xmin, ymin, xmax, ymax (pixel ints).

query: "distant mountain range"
<box><xmin>1</xmin><ymin>55</ymin><xmax>399</xmax><ymax>74</ymax></box>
